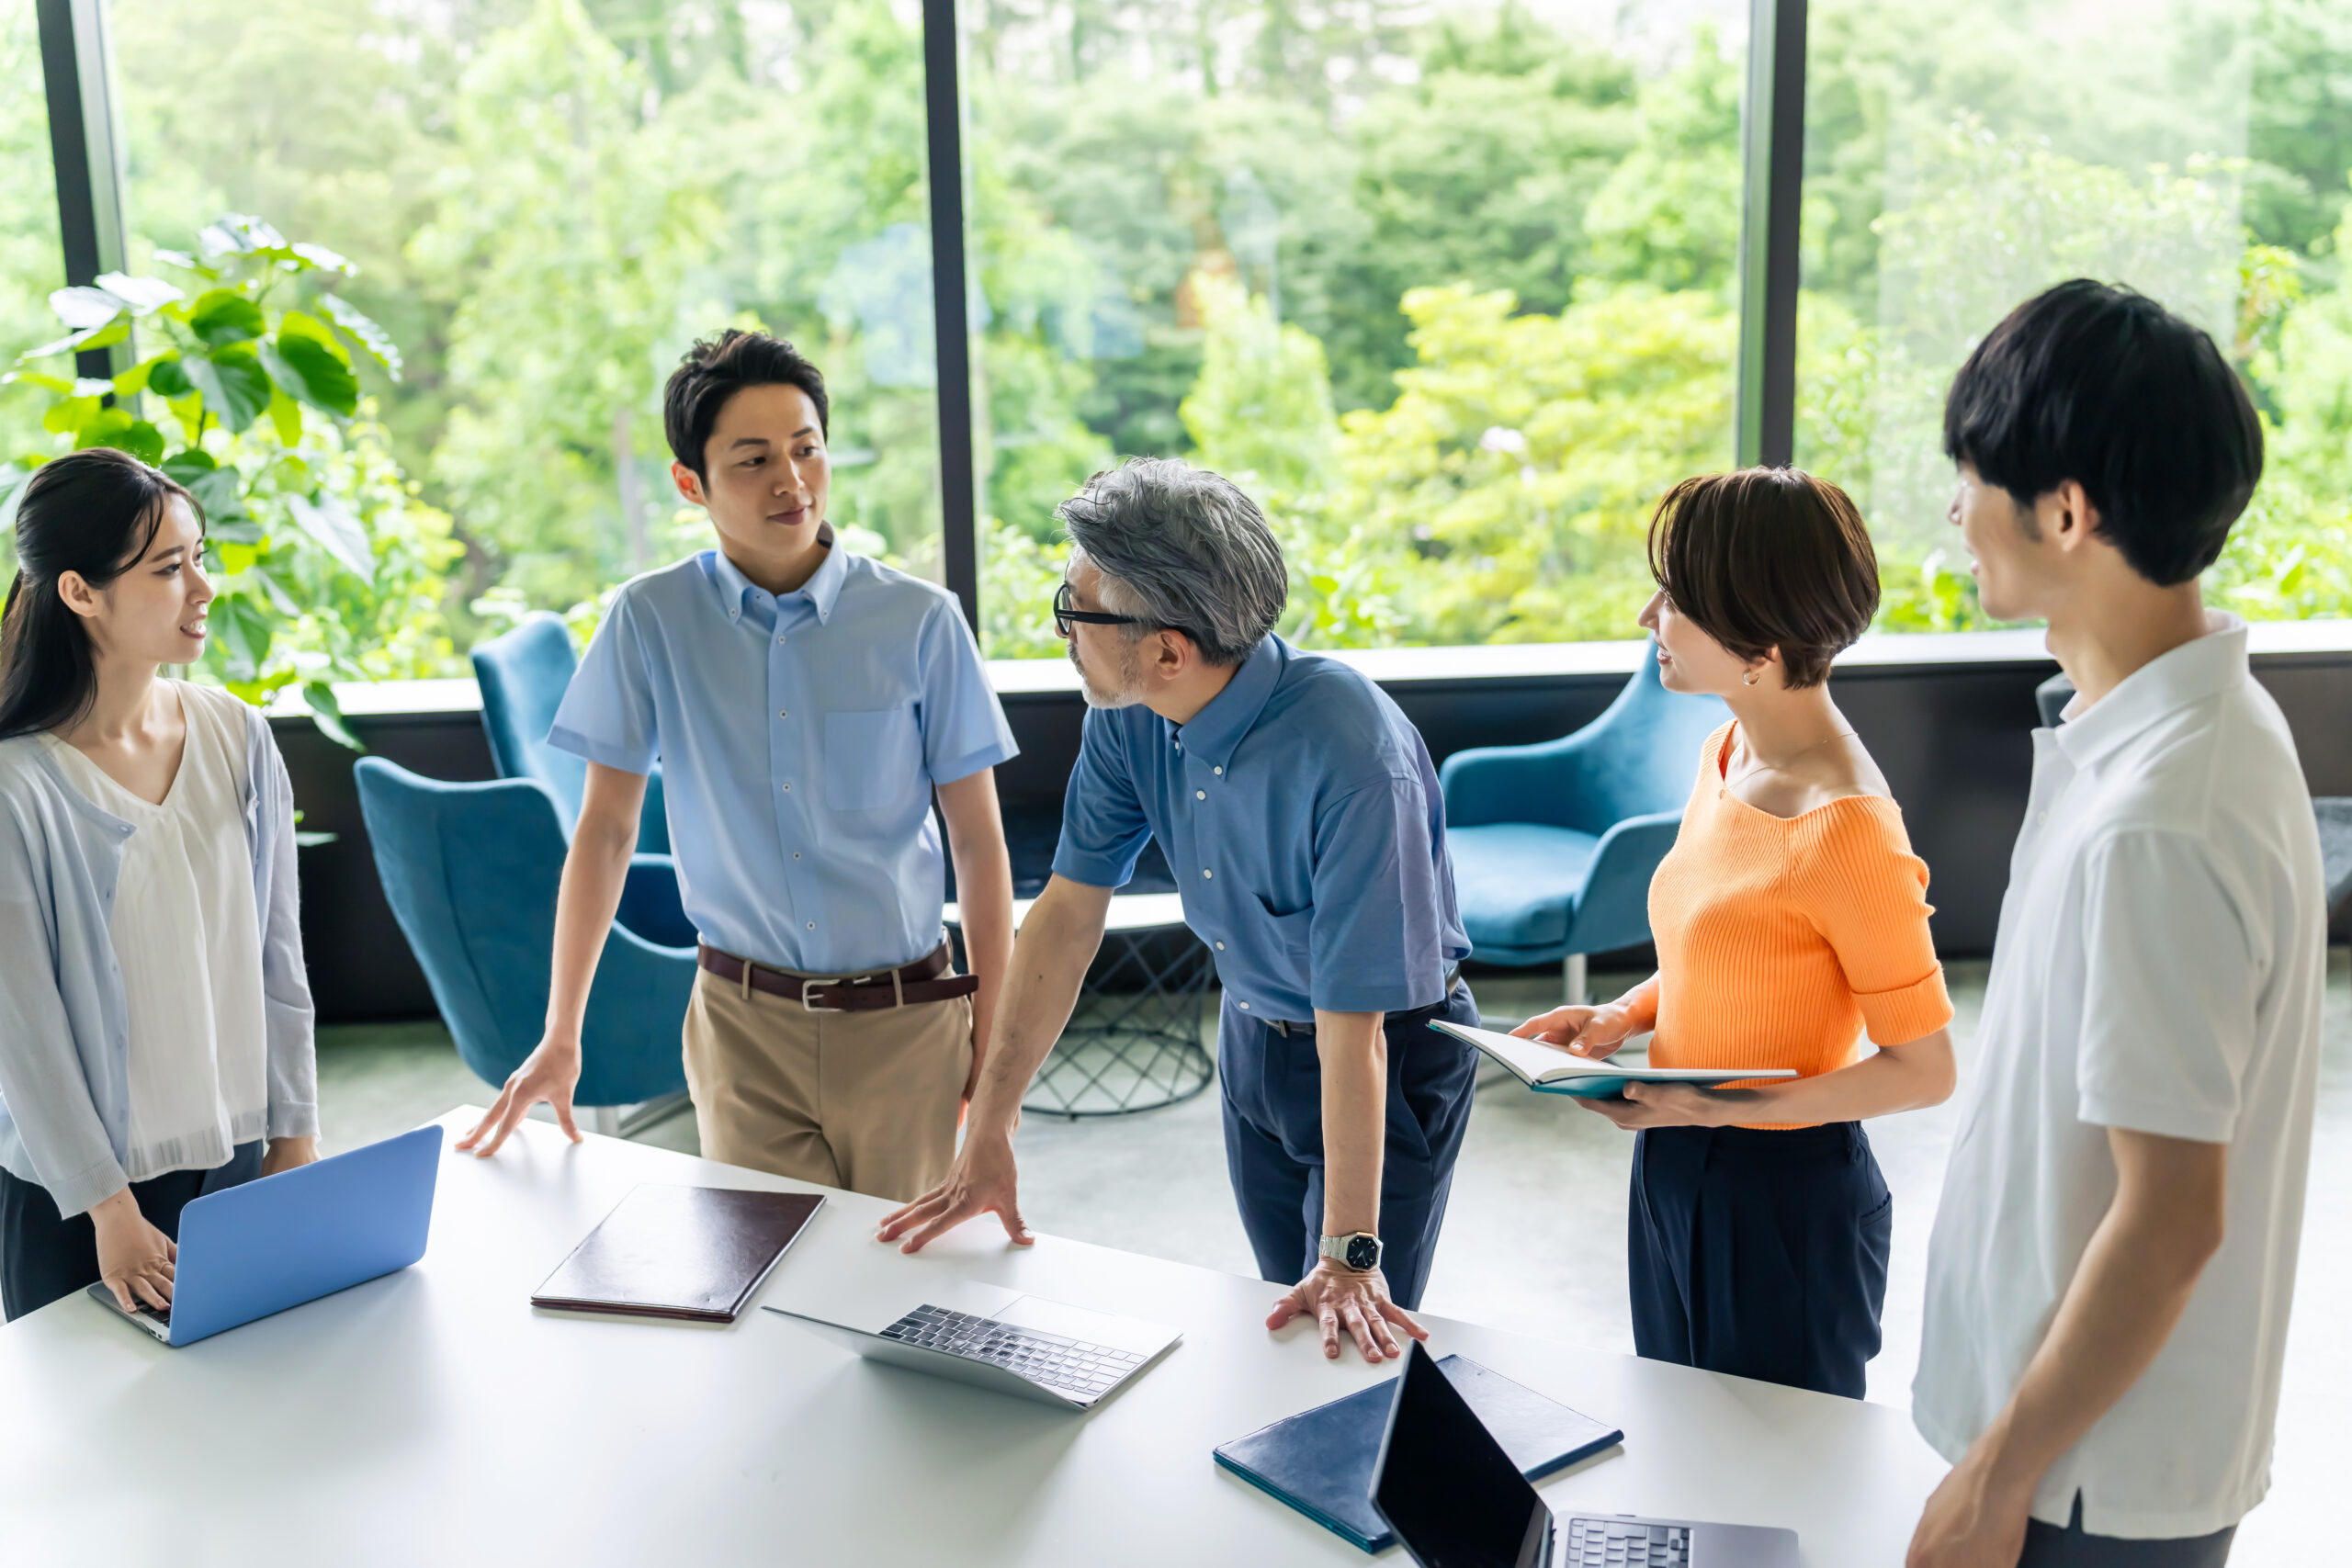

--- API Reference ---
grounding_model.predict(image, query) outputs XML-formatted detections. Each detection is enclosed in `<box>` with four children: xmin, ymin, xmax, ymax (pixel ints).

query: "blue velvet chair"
<box><xmin>356</xmin><ymin>757</ymin><xmax>692</xmax><ymax>1111</ymax></box>
<box><xmin>1440</xmin><ymin>647</ymin><xmax>1727</xmax><ymax>1002</ymax></box>
<box><xmin>471</xmin><ymin>614</ymin><xmax>692</xmax><ymax>948</ymax></box>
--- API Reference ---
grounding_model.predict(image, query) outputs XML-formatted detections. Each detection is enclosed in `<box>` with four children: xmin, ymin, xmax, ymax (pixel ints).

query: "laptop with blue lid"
<box><xmin>85</xmin><ymin>1124</ymin><xmax>442</xmax><ymax>1347</ymax></box>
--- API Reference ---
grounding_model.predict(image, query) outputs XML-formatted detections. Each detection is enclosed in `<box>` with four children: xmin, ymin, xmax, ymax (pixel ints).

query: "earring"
<box><xmin>1742</xmin><ymin>670</ymin><xmax>1758</xmax><ymax>686</ymax></box>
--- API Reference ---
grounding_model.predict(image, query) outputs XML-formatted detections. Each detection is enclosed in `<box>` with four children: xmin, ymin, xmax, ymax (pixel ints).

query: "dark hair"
<box><xmin>1645</xmin><ymin>468</ymin><xmax>1879</xmax><ymax>689</ymax></box>
<box><xmin>0</xmin><ymin>448</ymin><xmax>200</xmax><ymax>741</ymax></box>
<box><xmin>662</xmin><ymin>329</ymin><xmax>829</xmax><ymax>481</ymax></box>
<box><xmin>1943</xmin><ymin>279</ymin><xmax>2264</xmax><ymax>585</ymax></box>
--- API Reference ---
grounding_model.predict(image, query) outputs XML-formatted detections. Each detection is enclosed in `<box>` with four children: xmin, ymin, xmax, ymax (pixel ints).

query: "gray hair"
<box><xmin>1056</xmin><ymin>457</ymin><xmax>1287</xmax><ymax>666</ymax></box>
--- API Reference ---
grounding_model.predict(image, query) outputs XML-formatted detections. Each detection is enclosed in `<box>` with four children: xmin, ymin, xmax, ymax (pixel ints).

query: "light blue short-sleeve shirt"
<box><xmin>548</xmin><ymin>536</ymin><xmax>1017</xmax><ymax>975</ymax></box>
<box><xmin>1051</xmin><ymin>635</ymin><xmax>1468</xmax><ymax>1019</ymax></box>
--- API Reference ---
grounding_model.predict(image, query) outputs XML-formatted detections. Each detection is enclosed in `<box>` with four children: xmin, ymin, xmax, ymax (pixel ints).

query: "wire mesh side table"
<box><xmin>946</xmin><ymin>892</ymin><xmax>1216</xmax><ymax>1119</ymax></box>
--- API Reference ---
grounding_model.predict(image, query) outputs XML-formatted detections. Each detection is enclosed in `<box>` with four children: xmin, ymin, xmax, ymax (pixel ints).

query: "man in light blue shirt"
<box><xmin>882</xmin><ymin>458</ymin><xmax>1478</xmax><ymax>1363</ymax></box>
<box><xmin>459</xmin><ymin>331</ymin><xmax>1018</xmax><ymax>1201</ymax></box>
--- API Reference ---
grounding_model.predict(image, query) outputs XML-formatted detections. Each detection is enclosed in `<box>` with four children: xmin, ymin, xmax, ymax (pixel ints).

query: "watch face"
<box><xmin>1345</xmin><ymin>1234</ymin><xmax>1382</xmax><ymax>1272</ymax></box>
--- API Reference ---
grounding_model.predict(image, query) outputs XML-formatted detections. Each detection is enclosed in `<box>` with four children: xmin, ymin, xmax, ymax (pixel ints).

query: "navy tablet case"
<box><xmin>1214</xmin><ymin>1354</ymin><xmax>1622</xmax><ymax>1551</ymax></box>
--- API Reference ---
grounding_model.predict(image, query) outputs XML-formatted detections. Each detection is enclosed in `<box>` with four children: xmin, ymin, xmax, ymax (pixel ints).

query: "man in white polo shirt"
<box><xmin>1908</xmin><ymin>281</ymin><xmax>2324</xmax><ymax>1568</ymax></box>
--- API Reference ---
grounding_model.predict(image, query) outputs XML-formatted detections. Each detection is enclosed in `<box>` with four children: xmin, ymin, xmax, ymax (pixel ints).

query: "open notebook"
<box><xmin>1432</xmin><ymin>1020</ymin><xmax>1797</xmax><ymax>1099</ymax></box>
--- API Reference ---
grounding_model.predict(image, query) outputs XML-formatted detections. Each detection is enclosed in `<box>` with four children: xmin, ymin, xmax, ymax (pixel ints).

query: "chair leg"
<box><xmin>1563</xmin><ymin>953</ymin><xmax>1588</xmax><ymax>1007</ymax></box>
<box><xmin>585</xmin><ymin>1104</ymin><xmax>620</xmax><ymax>1138</ymax></box>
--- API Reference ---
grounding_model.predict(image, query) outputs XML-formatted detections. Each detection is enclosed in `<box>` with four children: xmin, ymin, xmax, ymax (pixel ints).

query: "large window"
<box><xmin>1</xmin><ymin>6</ymin><xmax>63</xmax><ymax>469</ymax></box>
<box><xmin>965</xmin><ymin>1</ymin><xmax>1748</xmax><ymax>658</ymax></box>
<box><xmin>16</xmin><ymin>1</ymin><xmax>2352</xmax><ymax>668</ymax></box>
<box><xmin>107</xmin><ymin>0</ymin><xmax>943</xmax><ymax>638</ymax></box>
<box><xmin>1799</xmin><ymin>0</ymin><xmax>2352</xmax><ymax>630</ymax></box>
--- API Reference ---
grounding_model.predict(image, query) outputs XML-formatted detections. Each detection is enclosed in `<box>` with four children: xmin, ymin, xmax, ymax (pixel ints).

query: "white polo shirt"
<box><xmin>1914</xmin><ymin>615</ymin><xmax>2324</xmax><ymax>1540</ymax></box>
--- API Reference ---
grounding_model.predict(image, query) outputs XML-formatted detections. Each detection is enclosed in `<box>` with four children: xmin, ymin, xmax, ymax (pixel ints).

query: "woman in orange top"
<box><xmin>1515</xmin><ymin>468</ymin><xmax>1957</xmax><ymax>1399</ymax></box>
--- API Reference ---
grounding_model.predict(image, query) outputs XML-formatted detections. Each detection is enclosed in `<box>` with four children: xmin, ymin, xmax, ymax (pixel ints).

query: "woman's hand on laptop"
<box><xmin>90</xmin><ymin>1187</ymin><xmax>176</xmax><ymax>1313</ymax></box>
<box><xmin>1511</xmin><ymin>1003</ymin><xmax>1636</xmax><ymax>1059</ymax></box>
<box><xmin>457</xmin><ymin>1035</ymin><xmax>584</xmax><ymax>1157</ymax></box>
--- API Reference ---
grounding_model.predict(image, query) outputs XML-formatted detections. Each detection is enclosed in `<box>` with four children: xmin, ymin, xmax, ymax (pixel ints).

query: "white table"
<box><xmin>0</xmin><ymin>1110</ymin><xmax>1947</xmax><ymax>1564</ymax></box>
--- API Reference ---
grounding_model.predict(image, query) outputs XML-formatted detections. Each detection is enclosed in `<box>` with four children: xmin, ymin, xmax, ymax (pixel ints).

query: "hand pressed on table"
<box><xmin>1266</xmin><ymin>1258</ymin><xmax>1429</xmax><ymax>1363</ymax></box>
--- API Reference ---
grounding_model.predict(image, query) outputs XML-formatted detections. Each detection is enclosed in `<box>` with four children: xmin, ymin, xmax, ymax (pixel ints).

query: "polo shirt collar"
<box><xmin>707</xmin><ymin>525</ymin><xmax>842</xmax><ymax>625</ymax></box>
<box><xmin>2052</xmin><ymin>612</ymin><xmax>2248</xmax><ymax>769</ymax></box>
<box><xmin>1172</xmin><ymin>634</ymin><xmax>1286</xmax><ymax>771</ymax></box>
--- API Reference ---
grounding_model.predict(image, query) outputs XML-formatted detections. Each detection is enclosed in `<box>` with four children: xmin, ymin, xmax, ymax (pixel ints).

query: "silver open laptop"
<box><xmin>767</xmin><ymin>1279</ymin><xmax>1181</xmax><ymax>1410</ymax></box>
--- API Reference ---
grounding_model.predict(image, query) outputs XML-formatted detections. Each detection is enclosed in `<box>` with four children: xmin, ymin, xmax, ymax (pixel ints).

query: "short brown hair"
<box><xmin>1645</xmin><ymin>468</ymin><xmax>1878</xmax><ymax>689</ymax></box>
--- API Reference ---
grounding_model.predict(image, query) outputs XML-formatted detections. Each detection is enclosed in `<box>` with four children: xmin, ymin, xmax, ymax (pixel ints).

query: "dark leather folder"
<box><xmin>1214</xmin><ymin>1354</ymin><xmax>1622</xmax><ymax>1552</ymax></box>
<box><xmin>530</xmin><ymin>1184</ymin><xmax>825</xmax><ymax>1323</ymax></box>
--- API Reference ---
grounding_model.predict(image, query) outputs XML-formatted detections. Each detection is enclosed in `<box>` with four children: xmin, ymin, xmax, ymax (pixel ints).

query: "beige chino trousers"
<box><xmin>680</xmin><ymin>964</ymin><xmax>972</xmax><ymax>1203</ymax></box>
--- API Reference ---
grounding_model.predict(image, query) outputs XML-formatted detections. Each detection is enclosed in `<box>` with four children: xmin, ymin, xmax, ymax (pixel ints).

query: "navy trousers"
<box><xmin>1628</xmin><ymin>1121</ymin><xmax>1891</xmax><ymax>1398</ymax></box>
<box><xmin>0</xmin><ymin>1140</ymin><xmax>264</xmax><ymax>1322</ymax></box>
<box><xmin>1217</xmin><ymin>982</ymin><xmax>1480</xmax><ymax>1310</ymax></box>
<box><xmin>2018</xmin><ymin>1496</ymin><xmax>2236</xmax><ymax>1567</ymax></box>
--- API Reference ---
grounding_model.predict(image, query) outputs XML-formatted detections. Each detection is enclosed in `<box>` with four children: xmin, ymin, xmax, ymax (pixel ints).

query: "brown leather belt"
<box><xmin>696</xmin><ymin>941</ymin><xmax>978</xmax><ymax>1011</ymax></box>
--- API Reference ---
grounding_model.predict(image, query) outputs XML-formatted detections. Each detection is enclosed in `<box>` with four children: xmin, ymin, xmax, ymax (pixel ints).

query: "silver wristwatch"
<box><xmin>1318</xmin><ymin>1231</ymin><xmax>1383</xmax><ymax>1272</ymax></box>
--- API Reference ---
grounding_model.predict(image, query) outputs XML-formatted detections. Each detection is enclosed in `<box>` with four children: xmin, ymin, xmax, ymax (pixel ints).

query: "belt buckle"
<box><xmin>800</xmin><ymin>977</ymin><xmax>843</xmax><ymax>1013</ymax></box>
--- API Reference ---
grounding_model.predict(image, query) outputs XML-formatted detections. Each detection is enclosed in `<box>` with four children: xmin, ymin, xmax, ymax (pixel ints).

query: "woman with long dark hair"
<box><xmin>0</xmin><ymin>446</ymin><xmax>317</xmax><ymax>1321</ymax></box>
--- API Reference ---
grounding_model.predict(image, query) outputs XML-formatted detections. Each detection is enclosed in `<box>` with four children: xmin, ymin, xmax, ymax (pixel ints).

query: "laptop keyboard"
<box><xmin>878</xmin><ymin>1304</ymin><xmax>1144</xmax><ymax>1400</ymax></box>
<box><xmin>1565</xmin><ymin>1518</ymin><xmax>1691</xmax><ymax>1567</ymax></box>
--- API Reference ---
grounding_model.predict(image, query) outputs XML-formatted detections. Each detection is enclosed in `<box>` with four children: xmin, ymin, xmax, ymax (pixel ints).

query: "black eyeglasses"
<box><xmin>1054</xmin><ymin>581</ymin><xmax>1184</xmax><ymax>640</ymax></box>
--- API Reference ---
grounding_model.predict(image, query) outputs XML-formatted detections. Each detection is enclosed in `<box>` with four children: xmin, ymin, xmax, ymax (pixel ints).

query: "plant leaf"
<box><xmin>0</xmin><ymin>369</ymin><xmax>75</xmax><ymax>394</ymax></box>
<box><xmin>42</xmin><ymin>396</ymin><xmax>102</xmax><ymax>437</ymax></box>
<box><xmin>180</xmin><ymin>464</ymin><xmax>248</xmax><ymax>524</ymax></box>
<box><xmin>49</xmin><ymin>286</ymin><xmax>126</xmax><ymax>330</ymax></box>
<box><xmin>244</xmin><ymin>563</ymin><xmax>301</xmax><ymax>615</ymax></box>
<box><xmin>161</xmin><ymin>447</ymin><xmax>218</xmax><ymax>479</ymax></box>
<box><xmin>277</xmin><ymin>310</ymin><xmax>350</xmax><ymax>366</ymax></box>
<box><xmin>92</xmin><ymin>273</ymin><xmax>185</xmax><ymax>314</ymax></box>
<box><xmin>266</xmin><ymin>384</ymin><xmax>304</xmax><ymax>446</ymax></box>
<box><xmin>268</xmin><ymin>331</ymin><xmax>358</xmax><ymax>415</ymax></box>
<box><xmin>302</xmin><ymin>680</ymin><xmax>364</xmax><ymax>751</ymax></box>
<box><xmin>186</xmin><ymin>345</ymin><xmax>273</xmax><ymax>434</ymax></box>
<box><xmin>119</xmin><ymin>420</ymin><xmax>166</xmax><ymax>466</ymax></box>
<box><xmin>288</xmin><ymin>243</ymin><xmax>352</xmax><ymax>274</ymax></box>
<box><xmin>198</xmin><ymin>215</ymin><xmax>288</xmax><ymax>258</ymax></box>
<box><xmin>287</xmin><ymin>491</ymin><xmax>375</xmax><ymax>581</ymax></box>
<box><xmin>144</xmin><ymin>355</ymin><xmax>195</xmax><ymax>399</ymax></box>
<box><xmin>18</xmin><ymin>322</ymin><xmax>108</xmax><ymax>361</ymax></box>
<box><xmin>315</xmin><ymin>295</ymin><xmax>402</xmax><ymax>381</ymax></box>
<box><xmin>150</xmin><ymin>249</ymin><xmax>215</xmax><ymax>277</ymax></box>
<box><xmin>211</xmin><ymin>592</ymin><xmax>273</xmax><ymax>679</ymax></box>
<box><xmin>188</xmin><ymin>288</ymin><xmax>266</xmax><ymax>347</ymax></box>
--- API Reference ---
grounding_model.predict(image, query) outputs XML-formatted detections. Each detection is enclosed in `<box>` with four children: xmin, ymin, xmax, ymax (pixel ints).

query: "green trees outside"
<box><xmin>4</xmin><ymin>0</ymin><xmax>2349</xmax><ymax>665</ymax></box>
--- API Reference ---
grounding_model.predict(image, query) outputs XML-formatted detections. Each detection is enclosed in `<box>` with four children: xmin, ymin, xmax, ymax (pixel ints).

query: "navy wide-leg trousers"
<box><xmin>1628</xmin><ymin>1120</ymin><xmax>1892</xmax><ymax>1399</ymax></box>
<box><xmin>1217</xmin><ymin>983</ymin><xmax>1480</xmax><ymax>1310</ymax></box>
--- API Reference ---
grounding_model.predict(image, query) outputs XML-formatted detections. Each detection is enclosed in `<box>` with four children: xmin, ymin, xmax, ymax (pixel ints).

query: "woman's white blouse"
<box><xmin>40</xmin><ymin>682</ymin><xmax>269</xmax><ymax>1180</ymax></box>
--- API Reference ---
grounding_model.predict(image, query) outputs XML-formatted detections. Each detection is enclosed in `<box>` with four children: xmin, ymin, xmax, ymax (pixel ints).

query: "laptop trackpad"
<box><xmin>992</xmin><ymin>1292</ymin><xmax>1171</xmax><ymax>1355</ymax></box>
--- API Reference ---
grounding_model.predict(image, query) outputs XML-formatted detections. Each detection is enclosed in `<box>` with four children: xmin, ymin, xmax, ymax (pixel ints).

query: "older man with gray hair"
<box><xmin>881</xmin><ymin>457</ymin><xmax>1479</xmax><ymax>1363</ymax></box>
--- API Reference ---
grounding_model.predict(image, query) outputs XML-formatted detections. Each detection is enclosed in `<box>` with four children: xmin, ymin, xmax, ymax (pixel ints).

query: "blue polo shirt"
<box><xmin>548</xmin><ymin>536</ymin><xmax>1017</xmax><ymax>975</ymax></box>
<box><xmin>1051</xmin><ymin>634</ymin><xmax>1468</xmax><ymax>1020</ymax></box>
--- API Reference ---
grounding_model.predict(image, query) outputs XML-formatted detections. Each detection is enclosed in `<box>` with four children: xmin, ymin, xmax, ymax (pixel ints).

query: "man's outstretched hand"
<box><xmin>876</xmin><ymin>1130</ymin><xmax>1033</xmax><ymax>1253</ymax></box>
<box><xmin>1267</xmin><ymin>1260</ymin><xmax>1429</xmax><ymax>1362</ymax></box>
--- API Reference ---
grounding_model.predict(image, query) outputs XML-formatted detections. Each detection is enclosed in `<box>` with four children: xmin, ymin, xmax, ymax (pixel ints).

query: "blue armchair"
<box><xmin>356</xmin><ymin>757</ymin><xmax>692</xmax><ymax>1111</ymax></box>
<box><xmin>1440</xmin><ymin>647</ymin><xmax>1726</xmax><ymax>1001</ymax></box>
<box><xmin>471</xmin><ymin>614</ymin><xmax>692</xmax><ymax>949</ymax></box>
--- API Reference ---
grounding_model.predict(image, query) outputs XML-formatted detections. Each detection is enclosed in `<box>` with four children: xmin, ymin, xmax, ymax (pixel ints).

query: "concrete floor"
<box><xmin>319</xmin><ymin>951</ymin><xmax>2349</xmax><ymax>1557</ymax></box>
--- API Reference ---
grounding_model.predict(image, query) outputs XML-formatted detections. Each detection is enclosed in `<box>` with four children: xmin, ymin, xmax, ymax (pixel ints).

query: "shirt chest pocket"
<box><xmin>824</xmin><ymin>706</ymin><xmax>925</xmax><ymax>810</ymax></box>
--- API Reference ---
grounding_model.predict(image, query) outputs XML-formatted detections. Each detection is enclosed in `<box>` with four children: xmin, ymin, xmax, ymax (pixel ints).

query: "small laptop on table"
<box><xmin>768</xmin><ymin>1278</ymin><xmax>1181</xmax><ymax>1409</ymax></box>
<box><xmin>1373</xmin><ymin>1341</ymin><xmax>1797</xmax><ymax>1568</ymax></box>
<box><xmin>85</xmin><ymin>1125</ymin><xmax>443</xmax><ymax>1348</ymax></box>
